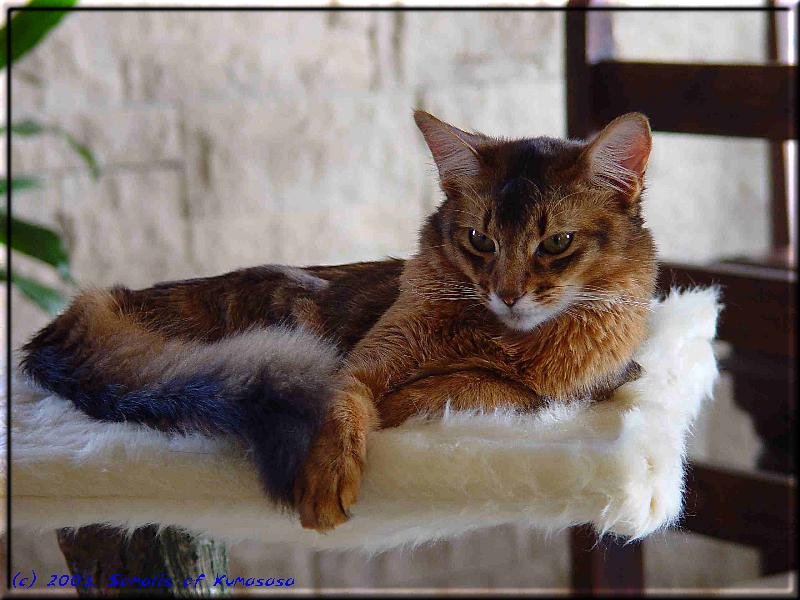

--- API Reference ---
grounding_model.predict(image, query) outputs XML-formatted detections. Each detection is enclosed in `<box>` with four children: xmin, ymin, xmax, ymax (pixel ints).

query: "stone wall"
<box><xmin>2</xmin><ymin>6</ymin><xmax>776</xmax><ymax>591</ymax></box>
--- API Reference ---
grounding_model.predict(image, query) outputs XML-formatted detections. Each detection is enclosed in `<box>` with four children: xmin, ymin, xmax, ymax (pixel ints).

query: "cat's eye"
<box><xmin>539</xmin><ymin>232</ymin><xmax>574</xmax><ymax>255</ymax></box>
<box><xmin>468</xmin><ymin>229</ymin><xmax>496</xmax><ymax>253</ymax></box>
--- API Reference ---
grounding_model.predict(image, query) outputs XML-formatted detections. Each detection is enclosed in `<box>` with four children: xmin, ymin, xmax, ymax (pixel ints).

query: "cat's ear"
<box><xmin>414</xmin><ymin>110</ymin><xmax>484</xmax><ymax>181</ymax></box>
<box><xmin>582</xmin><ymin>112</ymin><xmax>652</xmax><ymax>200</ymax></box>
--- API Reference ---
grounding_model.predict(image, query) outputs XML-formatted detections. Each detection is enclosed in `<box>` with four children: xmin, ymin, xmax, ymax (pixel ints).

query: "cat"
<box><xmin>20</xmin><ymin>110</ymin><xmax>656</xmax><ymax>533</ymax></box>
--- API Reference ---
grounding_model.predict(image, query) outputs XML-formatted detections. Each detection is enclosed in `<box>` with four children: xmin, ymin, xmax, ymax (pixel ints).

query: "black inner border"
<box><xmin>4</xmin><ymin>3</ymin><xmax>793</xmax><ymax>593</ymax></box>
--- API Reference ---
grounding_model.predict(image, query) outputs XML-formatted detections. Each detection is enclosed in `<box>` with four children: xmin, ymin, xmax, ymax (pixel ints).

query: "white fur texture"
<box><xmin>1</xmin><ymin>288</ymin><xmax>720</xmax><ymax>553</ymax></box>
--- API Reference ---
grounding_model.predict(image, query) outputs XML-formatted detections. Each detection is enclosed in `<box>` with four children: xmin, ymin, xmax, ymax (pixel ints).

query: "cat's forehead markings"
<box><xmin>495</xmin><ymin>177</ymin><xmax>535</xmax><ymax>231</ymax></box>
<box><xmin>506</xmin><ymin>137</ymin><xmax>574</xmax><ymax>176</ymax></box>
<box><xmin>490</xmin><ymin>139</ymin><xmax>568</xmax><ymax>226</ymax></box>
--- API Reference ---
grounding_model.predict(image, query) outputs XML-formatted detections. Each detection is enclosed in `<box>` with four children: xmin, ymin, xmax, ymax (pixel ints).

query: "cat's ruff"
<box><xmin>2</xmin><ymin>287</ymin><xmax>720</xmax><ymax>553</ymax></box>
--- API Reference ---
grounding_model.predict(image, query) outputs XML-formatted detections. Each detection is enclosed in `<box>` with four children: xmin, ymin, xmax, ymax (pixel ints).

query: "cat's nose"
<box><xmin>497</xmin><ymin>290</ymin><xmax>521</xmax><ymax>308</ymax></box>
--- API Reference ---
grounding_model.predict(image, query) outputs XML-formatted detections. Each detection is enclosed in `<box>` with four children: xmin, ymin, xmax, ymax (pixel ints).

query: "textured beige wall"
<box><xmin>2</xmin><ymin>7</ymin><xmax>777</xmax><ymax>591</ymax></box>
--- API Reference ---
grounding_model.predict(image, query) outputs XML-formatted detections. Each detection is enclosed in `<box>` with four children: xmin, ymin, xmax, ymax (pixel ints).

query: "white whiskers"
<box><xmin>404</xmin><ymin>276</ymin><xmax>486</xmax><ymax>305</ymax></box>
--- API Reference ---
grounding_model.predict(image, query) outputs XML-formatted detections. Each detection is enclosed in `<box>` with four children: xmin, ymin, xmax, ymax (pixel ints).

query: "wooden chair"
<box><xmin>564</xmin><ymin>3</ymin><xmax>796</xmax><ymax>594</ymax></box>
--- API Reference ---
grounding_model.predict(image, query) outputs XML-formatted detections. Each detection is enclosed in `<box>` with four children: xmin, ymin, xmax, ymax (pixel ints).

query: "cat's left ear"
<box><xmin>582</xmin><ymin>112</ymin><xmax>652</xmax><ymax>201</ymax></box>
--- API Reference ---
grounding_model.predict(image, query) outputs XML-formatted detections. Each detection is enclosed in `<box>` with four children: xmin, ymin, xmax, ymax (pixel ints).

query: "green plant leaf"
<box><xmin>60</xmin><ymin>130</ymin><xmax>101</xmax><ymax>178</ymax></box>
<box><xmin>0</xmin><ymin>0</ymin><xmax>79</xmax><ymax>70</ymax></box>
<box><xmin>1</xmin><ymin>120</ymin><xmax>101</xmax><ymax>179</ymax></box>
<box><xmin>1</xmin><ymin>120</ymin><xmax>46</xmax><ymax>135</ymax></box>
<box><xmin>0</xmin><ymin>267</ymin><xmax>67</xmax><ymax>315</ymax></box>
<box><xmin>0</xmin><ymin>213</ymin><xmax>71</xmax><ymax>278</ymax></box>
<box><xmin>0</xmin><ymin>177</ymin><xmax>40</xmax><ymax>194</ymax></box>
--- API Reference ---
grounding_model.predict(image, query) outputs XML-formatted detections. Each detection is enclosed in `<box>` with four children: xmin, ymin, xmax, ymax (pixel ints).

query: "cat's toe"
<box><xmin>295</xmin><ymin>454</ymin><xmax>363</xmax><ymax>532</ymax></box>
<box><xmin>296</xmin><ymin>475</ymin><xmax>354</xmax><ymax>532</ymax></box>
<box><xmin>298</xmin><ymin>489</ymin><xmax>348</xmax><ymax>532</ymax></box>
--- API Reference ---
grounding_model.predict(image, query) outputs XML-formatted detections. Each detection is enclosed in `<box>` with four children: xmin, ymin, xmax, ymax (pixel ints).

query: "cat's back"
<box><xmin>310</xmin><ymin>258</ymin><xmax>405</xmax><ymax>351</ymax></box>
<box><xmin>100</xmin><ymin>259</ymin><xmax>404</xmax><ymax>348</ymax></box>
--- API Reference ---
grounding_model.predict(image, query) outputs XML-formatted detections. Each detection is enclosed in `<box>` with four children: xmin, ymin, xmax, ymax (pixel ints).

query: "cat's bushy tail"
<box><xmin>19</xmin><ymin>287</ymin><xmax>340</xmax><ymax>506</ymax></box>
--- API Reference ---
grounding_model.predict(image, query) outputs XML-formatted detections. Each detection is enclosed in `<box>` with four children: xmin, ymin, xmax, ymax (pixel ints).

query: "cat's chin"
<box><xmin>489</xmin><ymin>294</ymin><xmax>568</xmax><ymax>333</ymax></box>
<box><xmin>497</xmin><ymin>312</ymin><xmax>552</xmax><ymax>332</ymax></box>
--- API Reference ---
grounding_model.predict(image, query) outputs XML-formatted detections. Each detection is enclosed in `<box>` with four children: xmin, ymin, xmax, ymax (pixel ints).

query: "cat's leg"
<box><xmin>377</xmin><ymin>357</ymin><xmax>644</xmax><ymax>427</ymax></box>
<box><xmin>294</xmin><ymin>353</ymin><xmax>645</xmax><ymax>530</ymax></box>
<box><xmin>295</xmin><ymin>367</ymin><xmax>541</xmax><ymax>531</ymax></box>
<box><xmin>294</xmin><ymin>303</ymin><xmax>434</xmax><ymax>531</ymax></box>
<box><xmin>377</xmin><ymin>370</ymin><xmax>543</xmax><ymax>428</ymax></box>
<box><xmin>293</xmin><ymin>374</ymin><xmax>380</xmax><ymax>531</ymax></box>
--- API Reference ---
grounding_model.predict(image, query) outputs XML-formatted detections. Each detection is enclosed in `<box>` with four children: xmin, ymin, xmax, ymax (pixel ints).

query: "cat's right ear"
<box><xmin>414</xmin><ymin>110</ymin><xmax>484</xmax><ymax>182</ymax></box>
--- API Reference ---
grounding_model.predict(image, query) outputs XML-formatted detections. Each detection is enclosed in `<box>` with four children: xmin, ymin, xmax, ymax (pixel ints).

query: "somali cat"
<box><xmin>21</xmin><ymin>111</ymin><xmax>656</xmax><ymax>533</ymax></box>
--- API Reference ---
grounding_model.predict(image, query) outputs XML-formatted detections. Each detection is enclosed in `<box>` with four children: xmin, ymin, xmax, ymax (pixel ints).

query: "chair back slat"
<box><xmin>590</xmin><ymin>62</ymin><xmax>796</xmax><ymax>140</ymax></box>
<box><xmin>682</xmin><ymin>462</ymin><xmax>796</xmax><ymax>572</ymax></box>
<box><xmin>656</xmin><ymin>261</ymin><xmax>796</xmax><ymax>358</ymax></box>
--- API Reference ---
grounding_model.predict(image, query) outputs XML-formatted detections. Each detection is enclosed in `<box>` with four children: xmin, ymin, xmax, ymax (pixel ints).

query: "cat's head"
<box><xmin>415</xmin><ymin>110</ymin><xmax>657</xmax><ymax>332</ymax></box>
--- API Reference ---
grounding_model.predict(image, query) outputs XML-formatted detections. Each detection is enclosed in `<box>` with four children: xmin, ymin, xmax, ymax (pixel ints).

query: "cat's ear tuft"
<box><xmin>414</xmin><ymin>110</ymin><xmax>484</xmax><ymax>181</ymax></box>
<box><xmin>582</xmin><ymin>112</ymin><xmax>652</xmax><ymax>199</ymax></box>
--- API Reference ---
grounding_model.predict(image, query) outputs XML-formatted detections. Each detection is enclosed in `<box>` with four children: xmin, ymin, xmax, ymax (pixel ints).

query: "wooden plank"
<box><xmin>766</xmin><ymin>4</ymin><xmax>790</xmax><ymax>248</ymax></box>
<box><xmin>722</xmin><ymin>349</ymin><xmax>794</xmax><ymax>476</ymax></box>
<box><xmin>768</xmin><ymin>141</ymin><xmax>789</xmax><ymax>248</ymax></box>
<box><xmin>680</xmin><ymin>463</ymin><xmax>796</xmax><ymax>572</ymax></box>
<box><xmin>565</xmin><ymin>2</ymin><xmax>591</xmax><ymax>138</ymax></box>
<box><xmin>565</xmin><ymin>3</ymin><xmax>616</xmax><ymax>140</ymax></box>
<box><xmin>656</xmin><ymin>261</ymin><xmax>796</xmax><ymax>357</ymax></box>
<box><xmin>569</xmin><ymin>525</ymin><xmax>644</xmax><ymax>596</ymax></box>
<box><xmin>728</xmin><ymin>354</ymin><xmax>795</xmax><ymax>474</ymax></box>
<box><xmin>590</xmin><ymin>62</ymin><xmax>796</xmax><ymax>139</ymax></box>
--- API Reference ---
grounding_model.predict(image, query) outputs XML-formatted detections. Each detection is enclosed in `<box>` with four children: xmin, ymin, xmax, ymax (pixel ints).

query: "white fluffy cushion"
<box><xmin>1</xmin><ymin>287</ymin><xmax>721</xmax><ymax>553</ymax></box>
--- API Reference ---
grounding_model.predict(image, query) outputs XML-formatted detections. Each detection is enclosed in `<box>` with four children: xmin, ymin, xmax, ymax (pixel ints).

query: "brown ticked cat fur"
<box><xmin>293</xmin><ymin>111</ymin><xmax>655</xmax><ymax>531</ymax></box>
<box><xmin>21</xmin><ymin>111</ymin><xmax>656</xmax><ymax>533</ymax></box>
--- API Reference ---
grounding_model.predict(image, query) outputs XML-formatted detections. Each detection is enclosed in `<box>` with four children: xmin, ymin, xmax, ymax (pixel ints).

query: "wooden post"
<box><xmin>569</xmin><ymin>526</ymin><xmax>644</xmax><ymax>596</ymax></box>
<box><xmin>565</xmin><ymin>5</ymin><xmax>646</xmax><ymax>593</ymax></box>
<box><xmin>766</xmin><ymin>0</ymin><xmax>791</xmax><ymax>251</ymax></box>
<box><xmin>159</xmin><ymin>528</ymin><xmax>229</xmax><ymax>597</ymax></box>
<box><xmin>57</xmin><ymin>525</ymin><xmax>229</xmax><ymax>597</ymax></box>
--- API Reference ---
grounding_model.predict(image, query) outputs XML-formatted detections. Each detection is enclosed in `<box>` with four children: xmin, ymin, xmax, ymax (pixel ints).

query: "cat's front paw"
<box><xmin>294</xmin><ymin>423</ymin><xmax>365</xmax><ymax>532</ymax></box>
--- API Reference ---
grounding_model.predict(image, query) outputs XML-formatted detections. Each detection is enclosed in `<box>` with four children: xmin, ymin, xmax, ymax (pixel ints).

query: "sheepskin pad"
<box><xmin>1</xmin><ymin>288</ymin><xmax>720</xmax><ymax>553</ymax></box>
